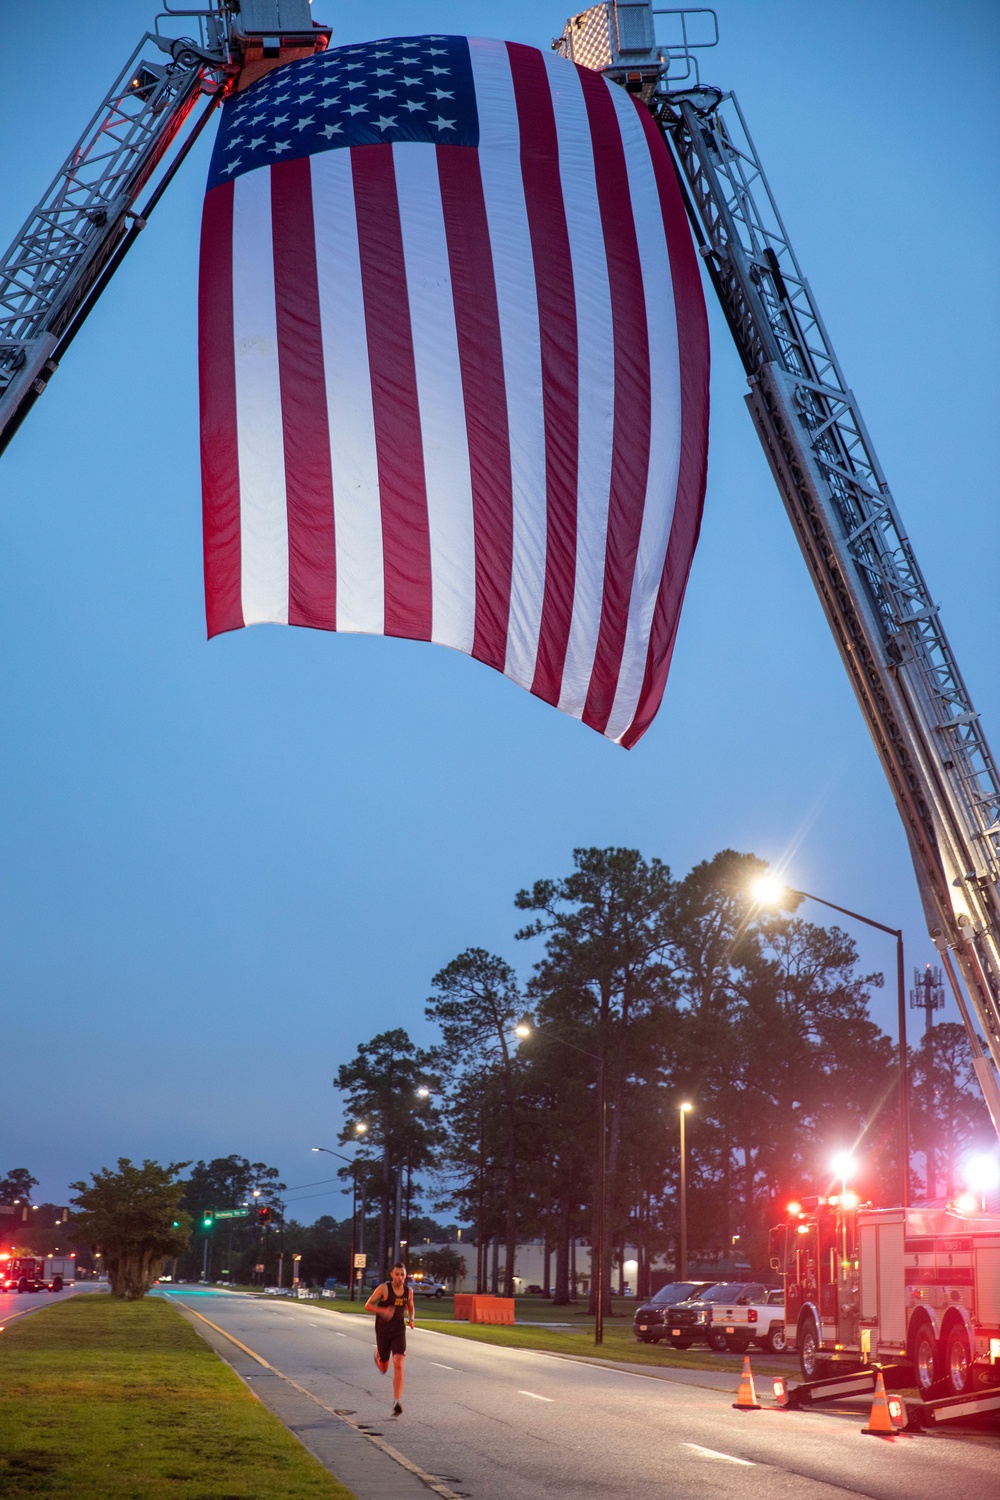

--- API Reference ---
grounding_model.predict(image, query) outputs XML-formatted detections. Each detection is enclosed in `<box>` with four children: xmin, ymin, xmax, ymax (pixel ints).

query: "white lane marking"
<box><xmin>519</xmin><ymin>1390</ymin><xmax>554</xmax><ymax>1402</ymax></box>
<box><xmin>430</xmin><ymin>1362</ymin><xmax>455</xmax><ymax>1370</ymax></box>
<box><xmin>334</xmin><ymin>1332</ymin><xmax>347</xmax><ymax>1338</ymax></box>
<box><xmin>684</xmin><ymin>1444</ymin><xmax>753</xmax><ymax>1467</ymax></box>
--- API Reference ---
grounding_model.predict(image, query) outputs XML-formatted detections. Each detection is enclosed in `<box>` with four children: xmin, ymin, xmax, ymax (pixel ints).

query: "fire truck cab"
<box><xmin>770</xmin><ymin>1197</ymin><xmax>1000</xmax><ymax>1397</ymax></box>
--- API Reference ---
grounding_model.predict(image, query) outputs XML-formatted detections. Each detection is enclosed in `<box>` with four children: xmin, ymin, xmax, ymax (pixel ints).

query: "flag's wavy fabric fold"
<box><xmin>199</xmin><ymin>35</ymin><xmax>709</xmax><ymax>747</ymax></box>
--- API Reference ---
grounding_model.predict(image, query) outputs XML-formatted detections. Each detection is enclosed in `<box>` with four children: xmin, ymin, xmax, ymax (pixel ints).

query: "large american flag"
<box><xmin>199</xmin><ymin>35</ymin><xmax>708</xmax><ymax>747</ymax></box>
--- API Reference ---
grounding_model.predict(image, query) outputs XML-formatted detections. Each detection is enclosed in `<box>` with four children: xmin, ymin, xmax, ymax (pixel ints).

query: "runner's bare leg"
<box><xmin>392</xmin><ymin>1352</ymin><xmax>405</xmax><ymax>1404</ymax></box>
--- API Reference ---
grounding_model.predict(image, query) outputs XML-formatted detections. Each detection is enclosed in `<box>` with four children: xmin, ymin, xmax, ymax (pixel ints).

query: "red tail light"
<box><xmin>747</xmin><ymin>1309</ymin><xmax>757</xmax><ymax>1322</ymax></box>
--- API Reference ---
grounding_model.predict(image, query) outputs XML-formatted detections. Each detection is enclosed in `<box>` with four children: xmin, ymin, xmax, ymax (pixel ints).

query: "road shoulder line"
<box><xmin>175</xmin><ymin>1300</ymin><xmax>464</xmax><ymax>1500</ymax></box>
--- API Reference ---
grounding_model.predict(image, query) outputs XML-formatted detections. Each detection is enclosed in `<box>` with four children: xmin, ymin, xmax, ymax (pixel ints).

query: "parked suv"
<box><xmin>631</xmin><ymin>1281</ymin><xmax>712</xmax><ymax>1343</ymax></box>
<box><xmin>707</xmin><ymin>1286</ymin><xmax>785</xmax><ymax>1353</ymax></box>
<box><xmin>664</xmin><ymin>1282</ymin><xmax>772</xmax><ymax>1350</ymax></box>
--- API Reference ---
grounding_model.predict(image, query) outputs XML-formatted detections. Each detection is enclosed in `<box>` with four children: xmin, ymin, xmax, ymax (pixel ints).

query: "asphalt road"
<box><xmin>0</xmin><ymin>1282</ymin><xmax>82</xmax><ymax>1323</ymax></box>
<box><xmin>160</xmin><ymin>1287</ymin><xmax>1000</xmax><ymax>1500</ymax></box>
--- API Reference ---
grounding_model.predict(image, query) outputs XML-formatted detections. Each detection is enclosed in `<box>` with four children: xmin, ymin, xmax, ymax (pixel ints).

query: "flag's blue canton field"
<box><xmin>207</xmin><ymin>35</ymin><xmax>479</xmax><ymax>189</ymax></box>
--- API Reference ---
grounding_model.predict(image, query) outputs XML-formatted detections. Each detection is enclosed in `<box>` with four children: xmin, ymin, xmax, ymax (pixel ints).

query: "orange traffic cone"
<box><xmin>732</xmin><ymin>1353</ymin><xmax>761</xmax><ymax>1411</ymax></box>
<box><xmin>861</xmin><ymin>1368</ymin><xmax>896</xmax><ymax>1438</ymax></box>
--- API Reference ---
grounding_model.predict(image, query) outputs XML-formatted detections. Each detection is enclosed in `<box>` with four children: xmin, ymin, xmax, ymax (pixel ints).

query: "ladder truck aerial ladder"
<box><xmin>1</xmin><ymin>5</ymin><xmax>998</xmax><ymax>1138</ymax></box>
<box><xmin>0</xmin><ymin>0</ymin><xmax>330</xmax><ymax>457</ymax></box>
<box><xmin>556</xmin><ymin>1</ymin><xmax>1000</xmax><ymax>1141</ymax></box>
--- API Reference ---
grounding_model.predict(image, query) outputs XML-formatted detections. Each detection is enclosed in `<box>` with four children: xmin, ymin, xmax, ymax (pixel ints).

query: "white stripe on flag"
<box><xmin>604</xmin><ymin>88</ymin><xmax>682</xmax><ymax>744</ymax></box>
<box><xmin>543</xmin><ymin>53</ymin><xmax>615</xmax><ymax>721</ymax></box>
<box><xmin>232</xmin><ymin>167</ymin><xmax>288</xmax><ymax>624</ymax></box>
<box><xmin>468</xmin><ymin>38</ymin><xmax>547</xmax><ymax>695</ymax></box>
<box><xmin>392</xmin><ymin>143</ymin><xmax>477</xmax><ymax>657</ymax></box>
<box><xmin>310</xmin><ymin>149</ymin><xmax>384</xmax><ymax>636</ymax></box>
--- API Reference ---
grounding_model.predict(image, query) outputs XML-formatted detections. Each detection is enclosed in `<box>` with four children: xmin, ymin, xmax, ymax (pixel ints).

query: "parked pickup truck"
<box><xmin>667</xmin><ymin>1282</ymin><xmax>776</xmax><ymax>1350</ymax></box>
<box><xmin>709</xmin><ymin>1286</ymin><xmax>785</xmax><ymax>1354</ymax></box>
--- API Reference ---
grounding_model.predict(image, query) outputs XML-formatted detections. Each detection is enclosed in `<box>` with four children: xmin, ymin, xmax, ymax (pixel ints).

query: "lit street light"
<box><xmin>678</xmin><ymin>1102</ymin><xmax>693</xmax><ymax>1279</ymax></box>
<box><xmin>313</xmin><ymin>1128</ymin><xmax>368</xmax><ymax>1300</ymax></box>
<box><xmin>752</xmin><ymin>875</ymin><xmax>910</xmax><ymax>1207</ymax></box>
<box><xmin>516</xmin><ymin>1020</ymin><xmax>607</xmax><ymax>1345</ymax></box>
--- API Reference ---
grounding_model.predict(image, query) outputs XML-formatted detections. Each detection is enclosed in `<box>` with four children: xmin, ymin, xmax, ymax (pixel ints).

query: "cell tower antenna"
<box><xmin>911</xmin><ymin>965</ymin><xmax>946</xmax><ymax>1039</ymax></box>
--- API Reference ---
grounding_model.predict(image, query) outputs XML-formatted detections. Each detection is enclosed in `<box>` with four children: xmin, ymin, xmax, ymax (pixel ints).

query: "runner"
<box><xmin>365</xmin><ymin>1262</ymin><xmax>414</xmax><ymax>1414</ymax></box>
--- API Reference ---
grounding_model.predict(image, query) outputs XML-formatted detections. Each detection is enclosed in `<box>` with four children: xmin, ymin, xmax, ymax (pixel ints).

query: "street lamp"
<box><xmin>752</xmin><ymin>875</ymin><xmax>910</xmax><ymax>1207</ymax></box>
<box><xmin>313</xmin><ymin>1136</ymin><xmax>368</xmax><ymax>1300</ymax></box>
<box><xmin>516</xmin><ymin>1020</ymin><xmax>607</xmax><ymax>1345</ymax></box>
<box><xmin>405</xmin><ymin>1086</ymin><xmax>434</xmax><ymax>1268</ymax></box>
<box><xmin>678</xmin><ymin>1103</ymin><xmax>693</xmax><ymax>1279</ymax></box>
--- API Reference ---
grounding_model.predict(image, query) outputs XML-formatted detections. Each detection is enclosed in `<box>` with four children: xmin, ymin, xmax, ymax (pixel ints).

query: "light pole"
<box><xmin>516</xmin><ymin>1020</ymin><xmax>607</xmax><ymax>1345</ymax></box>
<box><xmin>406</xmin><ymin>1086</ymin><xmax>432</xmax><ymax>1271</ymax></box>
<box><xmin>313</xmin><ymin>1126</ymin><xmax>368</xmax><ymax>1300</ymax></box>
<box><xmin>752</xmin><ymin>876</ymin><xmax>910</xmax><ymax>1207</ymax></box>
<box><xmin>678</xmin><ymin>1102</ymin><xmax>693</xmax><ymax>1279</ymax></box>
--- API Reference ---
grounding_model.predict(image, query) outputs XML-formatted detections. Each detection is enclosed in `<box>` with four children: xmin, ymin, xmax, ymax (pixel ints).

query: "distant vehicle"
<box><xmin>707</xmin><ymin>1286</ymin><xmax>784</xmax><ymax>1354</ymax></box>
<box><xmin>664</xmin><ymin>1283</ymin><xmax>773</xmax><ymax>1350</ymax></box>
<box><xmin>631</xmin><ymin>1281</ymin><xmax>713</xmax><ymax>1343</ymax></box>
<box><xmin>1</xmin><ymin>1256</ymin><xmax>46</xmax><ymax>1293</ymax></box>
<box><xmin>408</xmin><ymin>1277</ymin><xmax>446</xmax><ymax>1299</ymax></box>
<box><xmin>45</xmin><ymin>1256</ymin><xmax>75</xmax><ymax>1291</ymax></box>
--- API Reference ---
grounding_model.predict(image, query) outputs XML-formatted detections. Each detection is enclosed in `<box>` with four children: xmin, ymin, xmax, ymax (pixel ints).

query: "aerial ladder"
<box><xmin>555</xmin><ymin>2</ymin><xmax>1000</xmax><ymax>1138</ymax></box>
<box><xmin>0</xmin><ymin>4</ymin><xmax>998</xmax><ymax>1137</ymax></box>
<box><xmin>0</xmin><ymin>0</ymin><xmax>329</xmax><ymax>456</ymax></box>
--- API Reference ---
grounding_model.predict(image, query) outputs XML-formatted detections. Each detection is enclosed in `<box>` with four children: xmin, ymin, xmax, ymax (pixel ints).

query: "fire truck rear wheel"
<box><xmin>798</xmin><ymin>1316</ymin><xmax>820</xmax><ymax>1380</ymax></box>
<box><xmin>912</xmin><ymin>1323</ymin><xmax>941</xmax><ymax>1396</ymax></box>
<box><xmin>944</xmin><ymin>1326</ymin><xmax>972</xmax><ymax>1397</ymax></box>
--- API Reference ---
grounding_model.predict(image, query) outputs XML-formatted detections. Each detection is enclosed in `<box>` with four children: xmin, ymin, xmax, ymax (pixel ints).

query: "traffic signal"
<box><xmin>257</xmin><ymin>1206</ymin><xmax>272</xmax><ymax>1226</ymax></box>
<box><xmin>202</xmin><ymin>1211</ymin><xmax>214</xmax><ymax>1229</ymax></box>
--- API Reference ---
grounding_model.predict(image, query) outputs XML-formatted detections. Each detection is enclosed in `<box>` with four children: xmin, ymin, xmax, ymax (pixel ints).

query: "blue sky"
<box><xmin>1</xmin><ymin>1</ymin><xmax>997</xmax><ymax>1220</ymax></box>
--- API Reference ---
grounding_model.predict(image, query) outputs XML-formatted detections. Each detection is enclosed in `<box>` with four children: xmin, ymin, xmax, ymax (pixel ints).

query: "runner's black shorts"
<box><xmin>376</xmin><ymin>1322</ymin><xmax>407</xmax><ymax>1360</ymax></box>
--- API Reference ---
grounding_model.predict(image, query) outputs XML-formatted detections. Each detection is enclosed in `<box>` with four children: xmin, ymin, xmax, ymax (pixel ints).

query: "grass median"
<box><xmin>0</xmin><ymin>1293</ymin><xmax>355</xmax><ymax>1500</ymax></box>
<box><xmin>284</xmin><ymin>1291</ymin><xmax>789</xmax><ymax>1379</ymax></box>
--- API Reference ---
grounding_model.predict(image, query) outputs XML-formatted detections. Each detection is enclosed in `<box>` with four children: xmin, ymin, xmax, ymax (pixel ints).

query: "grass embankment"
<box><xmin>0</xmin><ymin>1295</ymin><xmax>355</xmax><ymax>1500</ymax></box>
<box><xmin>296</xmin><ymin>1292</ymin><xmax>788</xmax><ymax>1378</ymax></box>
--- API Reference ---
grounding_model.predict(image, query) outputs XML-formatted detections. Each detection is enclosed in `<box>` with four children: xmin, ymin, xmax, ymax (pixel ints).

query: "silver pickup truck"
<box><xmin>709</xmin><ymin>1287</ymin><xmax>785</xmax><ymax>1354</ymax></box>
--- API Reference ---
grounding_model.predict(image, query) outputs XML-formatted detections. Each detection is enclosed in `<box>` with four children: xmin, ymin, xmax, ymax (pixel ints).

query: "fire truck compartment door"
<box><xmin>875</xmin><ymin>1219</ymin><xmax>906</xmax><ymax>1344</ymax></box>
<box><xmin>859</xmin><ymin>1224</ymin><xmax>878</xmax><ymax>1321</ymax></box>
<box><xmin>976</xmin><ymin>1246</ymin><xmax>1000</xmax><ymax>1325</ymax></box>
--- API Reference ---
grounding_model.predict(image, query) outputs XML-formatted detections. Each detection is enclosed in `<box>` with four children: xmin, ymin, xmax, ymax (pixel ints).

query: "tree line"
<box><xmin>333</xmin><ymin>845</ymin><xmax>994</xmax><ymax>1303</ymax></box>
<box><xmin>3</xmin><ymin>844</ymin><xmax>990</xmax><ymax>1301</ymax></box>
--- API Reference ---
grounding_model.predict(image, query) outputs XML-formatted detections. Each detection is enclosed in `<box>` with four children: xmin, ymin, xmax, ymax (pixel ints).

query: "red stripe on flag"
<box><xmin>351</xmin><ymin>145</ymin><xmax>432</xmax><ymax>642</ymax></box>
<box><xmin>199</xmin><ymin>180</ymin><xmax>243</xmax><ymax>637</ymax></box>
<box><xmin>436</xmin><ymin>144</ymin><xmax>512</xmax><ymax>673</ymax></box>
<box><xmin>506</xmin><ymin>42</ymin><xmax>579</xmax><ymax>707</ymax></box>
<box><xmin>619</xmin><ymin>100</ymin><xmax>709</xmax><ymax>750</ymax></box>
<box><xmin>576</xmin><ymin>68</ymin><xmax>652</xmax><ymax>735</ymax></box>
<box><xmin>270</xmin><ymin>156</ymin><xmax>337</xmax><ymax>630</ymax></box>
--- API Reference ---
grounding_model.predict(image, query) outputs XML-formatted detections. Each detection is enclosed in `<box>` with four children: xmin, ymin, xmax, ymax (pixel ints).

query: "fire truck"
<box><xmin>0</xmin><ymin>1255</ymin><xmax>47</xmax><ymax>1293</ymax></box>
<box><xmin>769</xmin><ymin>1196</ymin><xmax>1000</xmax><ymax>1398</ymax></box>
